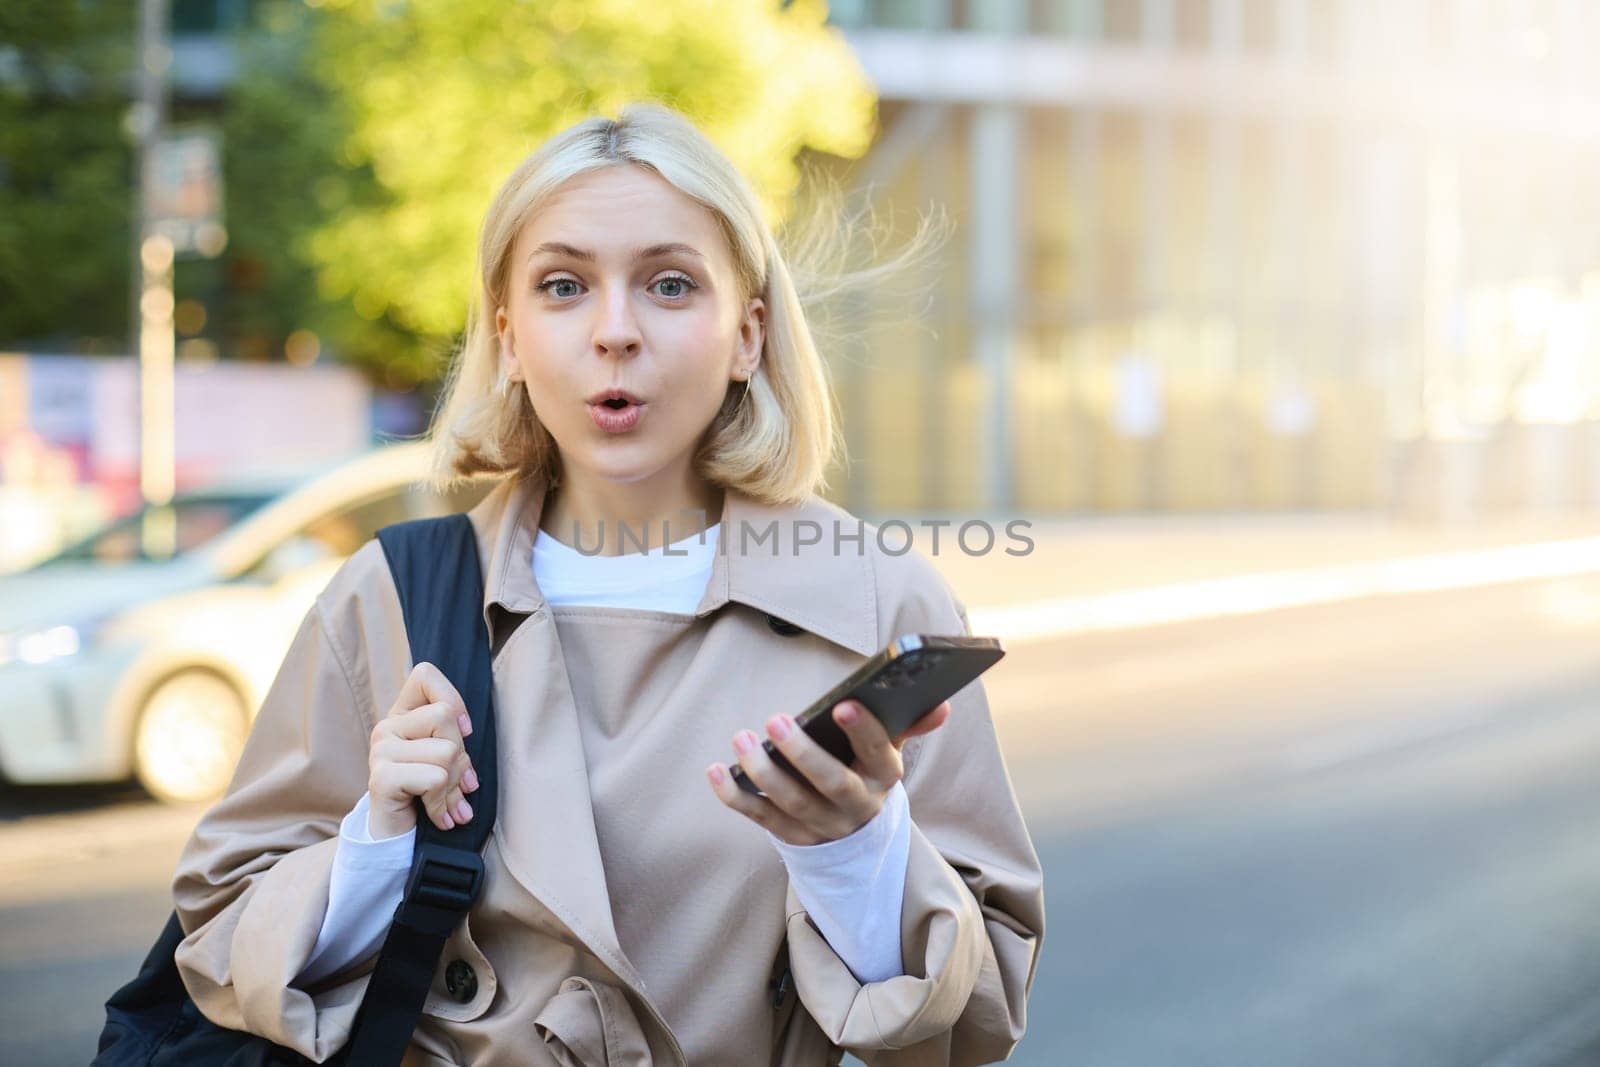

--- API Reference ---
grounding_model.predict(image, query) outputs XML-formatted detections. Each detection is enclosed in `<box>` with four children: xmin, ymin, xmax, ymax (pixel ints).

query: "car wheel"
<box><xmin>133</xmin><ymin>669</ymin><xmax>249</xmax><ymax>803</ymax></box>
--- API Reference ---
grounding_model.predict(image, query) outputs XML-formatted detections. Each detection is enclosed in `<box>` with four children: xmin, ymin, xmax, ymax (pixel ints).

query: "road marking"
<box><xmin>970</xmin><ymin>536</ymin><xmax>1600</xmax><ymax>644</ymax></box>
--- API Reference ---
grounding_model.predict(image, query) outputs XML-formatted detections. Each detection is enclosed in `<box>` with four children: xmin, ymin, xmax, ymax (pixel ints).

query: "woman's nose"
<box><xmin>592</xmin><ymin>287</ymin><xmax>641</xmax><ymax>358</ymax></box>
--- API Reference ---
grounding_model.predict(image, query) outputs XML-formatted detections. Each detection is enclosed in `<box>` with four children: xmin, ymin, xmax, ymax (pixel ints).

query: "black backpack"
<box><xmin>94</xmin><ymin>513</ymin><xmax>500</xmax><ymax>1066</ymax></box>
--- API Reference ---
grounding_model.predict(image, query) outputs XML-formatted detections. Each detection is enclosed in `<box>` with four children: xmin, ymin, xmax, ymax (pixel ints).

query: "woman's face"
<box><xmin>496</xmin><ymin>164</ymin><xmax>764</xmax><ymax>491</ymax></box>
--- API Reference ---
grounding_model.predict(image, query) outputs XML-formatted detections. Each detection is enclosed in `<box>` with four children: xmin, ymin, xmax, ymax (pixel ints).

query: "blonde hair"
<box><xmin>427</xmin><ymin>102</ymin><xmax>868</xmax><ymax>506</ymax></box>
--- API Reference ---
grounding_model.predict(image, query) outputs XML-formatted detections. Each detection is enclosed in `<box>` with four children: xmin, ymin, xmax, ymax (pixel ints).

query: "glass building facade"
<box><xmin>821</xmin><ymin>0</ymin><xmax>1600</xmax><ymax>518</ymax></box>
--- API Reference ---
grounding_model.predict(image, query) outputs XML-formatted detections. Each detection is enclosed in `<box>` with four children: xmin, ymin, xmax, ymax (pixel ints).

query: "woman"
<box><xmin>171</xmin><ymin>103</ymin><xmax>1044</xmax><ymax>1066</ymax></box>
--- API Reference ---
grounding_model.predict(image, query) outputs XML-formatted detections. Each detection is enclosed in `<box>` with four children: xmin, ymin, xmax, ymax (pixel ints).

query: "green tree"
<box><xmin>214</xmin><ymin>3</ymin><xmax>406</xmax><ymax>370</ymax></box>
<box><xmin>227</xmin><ymin>0</ymin><xmax>876</xmax><ymax>381</ymax></box>
<box><xmin>0</xmin><ymin>0</ymin><xmax>135</xmax><ymax>351</ymax></box>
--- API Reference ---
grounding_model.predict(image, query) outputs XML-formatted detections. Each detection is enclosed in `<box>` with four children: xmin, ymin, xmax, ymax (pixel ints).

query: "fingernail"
<box><xmin>458</xmin><ymin>713</ymin><xmax>473</xmax><ymax>736</ymax></box>
<box><xmin>768</xmin><ymin>715</ymin><xmax>792</xmax><ymax>741</ymax></box>
<box><xmin>708</xmin><ymin>764</ymin><xmax>726</xmax><ymax>786</ymax></box>
<box><xmin>458</xmin><ymin>799</ymin><xmax>473</xmax><ymax>822</ymax></box>
<box><xmin>734</xmin><ymin>730</ymin><xmax>757</xmax><ymax>754</ymax></box>
<box><xmin>440</xmin><ymin>812</ymin><xmax>455</xmax><ymax>830</ymax></box>
<box><xmin>837</xmin><ymin>702</ymin><xmax>859</xmax><ymax>724</ymax></box>
<box><xmin>463</xmin><ymin>767</ymin><xmax>480</xmax><ymax>792</ymax></box>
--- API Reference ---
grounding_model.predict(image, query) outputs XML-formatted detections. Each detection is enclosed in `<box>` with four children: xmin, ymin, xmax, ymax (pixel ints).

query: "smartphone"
<box><xmin>731</xmin><ymin>633</ymin><xmax>1005</xmax><ymax>796</ymax></box>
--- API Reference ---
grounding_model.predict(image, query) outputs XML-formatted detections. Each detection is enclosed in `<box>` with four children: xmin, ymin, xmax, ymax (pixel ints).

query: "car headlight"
<box><xmin>0</xmin><ymin>618</ymin><xmax>107</xmax><ymax>667</ymax></box>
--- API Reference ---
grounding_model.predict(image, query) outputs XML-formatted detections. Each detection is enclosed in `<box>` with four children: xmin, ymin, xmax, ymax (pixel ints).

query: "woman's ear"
<box><xmin>737</xmin><ymin>296</ymin><xmax>765</xmax><ymax>378</ymax></box>
<box><xmin>495</xmin><ymin>308</ymin><xmax>522</xmax><ymax>383</ymax></box>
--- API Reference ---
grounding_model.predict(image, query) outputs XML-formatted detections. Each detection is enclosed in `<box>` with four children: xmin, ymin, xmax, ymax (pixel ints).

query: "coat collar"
<box><xmin>461</xmin><ymin>473</ymin><xmax>879</xmax><ymax>1037</ymax></box>
<box><xmin>469</xmin><ymin>474</ymin><xmax>880</xmax><ymax>658</ymax></box>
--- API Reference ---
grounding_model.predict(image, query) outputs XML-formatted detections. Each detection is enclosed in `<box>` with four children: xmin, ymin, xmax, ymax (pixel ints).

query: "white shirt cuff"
<box><xmin>344</xmin><ymin>790</ymin><xmax>419</xmax><ymax>852</ymax></box>
<box><xmin>295</xmin><ymin>792</ymin><xmax>414</xmax><ymax>986</ymax></box>
<box><xmin>766</xmin><ymin>779</ymin><xmax>911</xmax><ymax>984</ymax></box>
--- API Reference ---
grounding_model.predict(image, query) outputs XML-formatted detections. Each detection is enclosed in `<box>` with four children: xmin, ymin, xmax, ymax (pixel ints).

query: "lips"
<box><xmin>586</xmin><ymin>389</ymin><xmax>645</xmax><ymax>409</ymax></box>
<box><xmin>585</xmin><ymin>388</ymin><xmax>646</xmax><ymax>433</ymax></box>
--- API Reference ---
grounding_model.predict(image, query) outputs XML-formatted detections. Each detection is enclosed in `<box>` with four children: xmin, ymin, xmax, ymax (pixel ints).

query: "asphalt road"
<box><xmin>996</xmin><ymin>574</ymin><xmax>1600</xmax><ymax>1066</ymax></box>
<box><xmin>3</xmin><ymin>574</ymin><xmax>1599</xmax><ymax>1066</ymax></box>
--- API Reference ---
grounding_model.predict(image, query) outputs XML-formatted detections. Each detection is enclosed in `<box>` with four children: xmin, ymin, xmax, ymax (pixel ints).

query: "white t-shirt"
<box><xmin>296</xmin><ymin>521</ymin><xmax>911</xmax><ymax>988</ymax></box>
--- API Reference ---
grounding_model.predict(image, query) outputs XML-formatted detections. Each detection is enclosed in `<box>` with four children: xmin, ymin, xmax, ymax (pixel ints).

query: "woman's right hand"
<box><xmin>367</xmin><ymin>661</ymin><xmax>480</xmax><ymax>839</ymax></box>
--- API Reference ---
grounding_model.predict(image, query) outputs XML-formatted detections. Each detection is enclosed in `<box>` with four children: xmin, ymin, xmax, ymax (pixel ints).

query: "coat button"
<box><xmin>767</xmin><ymin>614</ymin><xmax>803</xmax><ymax>636</ymax></box>
<box><xmin>444</xmin><ymin>959</ymin><xmax>477</xmax><ymax>1003</ymax></box>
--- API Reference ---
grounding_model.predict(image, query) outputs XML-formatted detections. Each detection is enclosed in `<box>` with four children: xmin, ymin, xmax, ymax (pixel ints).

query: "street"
<box><xmin>996</xmin><ymin>573</ymin><xmax>1600</xmax><ymax>1066</ymax></box>
<box><xmin>4</xmin><ymin>574</ymin><xmax>1600</xmax><ymax>1065</ymax></box>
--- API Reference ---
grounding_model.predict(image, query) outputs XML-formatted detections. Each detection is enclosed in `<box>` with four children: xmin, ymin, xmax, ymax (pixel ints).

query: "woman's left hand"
<box><xmin>706</xmin><ymin>699</ymin><xmax>952</xmax><ymax>846</ymax></box>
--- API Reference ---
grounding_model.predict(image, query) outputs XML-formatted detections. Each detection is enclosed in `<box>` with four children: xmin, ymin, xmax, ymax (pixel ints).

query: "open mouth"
<box><xmin>588</xmin><ymin>394</ymin><xmax>646</xmax><ymax>433</ymax></box>
<box><xmin>588</xmin><ymin>388</ymin><xmax>645</xmax><ymax>408</ymax></box>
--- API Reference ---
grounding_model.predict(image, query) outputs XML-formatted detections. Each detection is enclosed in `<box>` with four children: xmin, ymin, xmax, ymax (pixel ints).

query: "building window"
<box><xmin>1104</xmin><ymin>0</ymin><xmax>1141</xmax><ymax>42</ymax></box>
<box><xmin>1241</xmin><ymin>0</ymin><xmax>1275</xmax><ymax>55</ymax></box>
<box><xmin>1175</xmin><ymin>0</ymin><xmax>1211</xmax><ymax>50</ymax></box>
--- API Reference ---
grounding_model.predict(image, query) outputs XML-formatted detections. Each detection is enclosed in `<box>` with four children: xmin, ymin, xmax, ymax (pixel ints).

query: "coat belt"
<box><xmin>534</xmin><ymin>975</ymin><xmax>655</xmax><ymax>1066</ymax></box>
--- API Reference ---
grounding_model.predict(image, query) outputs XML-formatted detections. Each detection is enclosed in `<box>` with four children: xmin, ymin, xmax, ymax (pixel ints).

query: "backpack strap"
<box><xmin>342</xmin><ymin>513</ymin><xmax>500</xmax><ymax>1065</ymax></box>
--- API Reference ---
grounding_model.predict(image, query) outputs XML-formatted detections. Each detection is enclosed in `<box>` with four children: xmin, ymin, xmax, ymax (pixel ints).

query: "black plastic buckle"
<box><xmin>767</xmin><ymin>613</ymin><xmax>804</xmax><ymax>637</ymax></box>
<box><xmin>398</xmin><ymin>844</ymin><xmax>485</xmax><ymax>934</ymax></box>
<box><xmin>770</xmin><ymin>963</ymin><xmax>793</xmax><ymax>1009</ymax></box>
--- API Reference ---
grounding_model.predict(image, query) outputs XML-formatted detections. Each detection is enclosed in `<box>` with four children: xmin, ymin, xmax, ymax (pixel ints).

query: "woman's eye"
<box><xmin>653</xmin><ymin>274</ymin><xmax>696</xmax><ymax>299</ymax></box>
<box><xmin>538</xmin><ymin>278</ymin><xmax>581</xmax><ymax>299</ymax></box>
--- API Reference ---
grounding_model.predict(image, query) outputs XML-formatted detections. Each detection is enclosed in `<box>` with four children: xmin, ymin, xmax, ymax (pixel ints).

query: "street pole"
<box><xmin>133</xmin><ymin>0</ymin><xmax>175</xmax><ymax>555</ymax></box>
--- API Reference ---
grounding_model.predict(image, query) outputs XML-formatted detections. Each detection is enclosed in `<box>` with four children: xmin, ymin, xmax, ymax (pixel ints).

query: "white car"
<box><xmin>0</xmin><ymin>443</ymin><xmax>490</xmax><ymax>802</ymax></box>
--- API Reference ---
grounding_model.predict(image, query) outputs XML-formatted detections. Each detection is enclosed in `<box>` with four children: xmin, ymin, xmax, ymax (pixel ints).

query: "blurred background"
<box><xmin>4</xmin><ymin>1</ymin><xmax>1600</xmax><ymax>1064</ymax></box>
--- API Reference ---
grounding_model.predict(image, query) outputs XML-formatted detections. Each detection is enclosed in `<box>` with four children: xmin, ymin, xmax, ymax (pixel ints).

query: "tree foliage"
<box><xmin>0</xmin><ymin>0</ymin><xmax>136</xmax><ymax>350</ymax></box>
<box><xmin>2</xmin><ymin>0</ymin><xmax>876</xmax><ymax>379</ymax></box>
<box><xmin>230</xmin><ymin>0</ymin><xmax>877</xmax><ymax>379</ymax></box>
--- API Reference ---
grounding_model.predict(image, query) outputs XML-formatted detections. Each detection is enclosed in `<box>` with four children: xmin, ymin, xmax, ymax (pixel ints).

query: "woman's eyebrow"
<box><xmin>636</xmin><ymin>242</ymin><xmax>704</xmax><ymax>261</ymax></box>
<box><xmin>528</xmin><ymin>241</ymin><xmax>705</xmax><ymax>264</ymax></box>
<box><xmin>529</xmin><ymin>241</ymin><xmax>593</xmax><ymax>263</ymax></box>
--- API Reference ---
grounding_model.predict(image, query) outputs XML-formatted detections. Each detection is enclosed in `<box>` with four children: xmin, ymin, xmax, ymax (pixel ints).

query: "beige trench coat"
<box><xmin>171</xmin><ymin>474</ymin><xmax>1045</xmax><ymax>1066</ymax></box>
